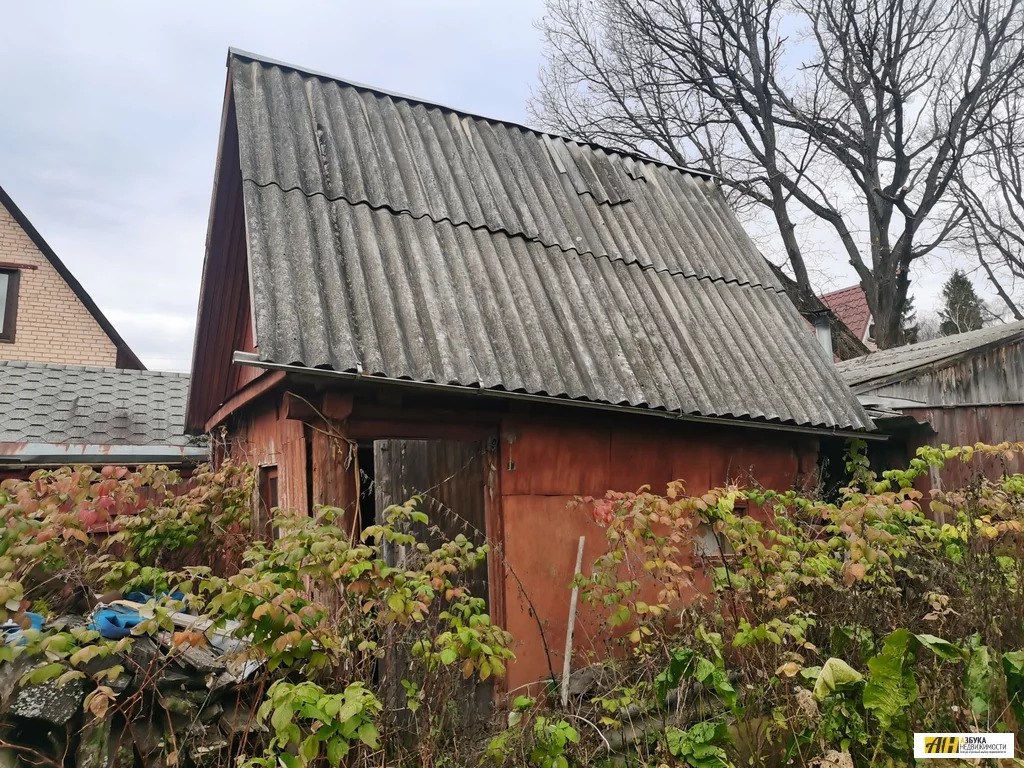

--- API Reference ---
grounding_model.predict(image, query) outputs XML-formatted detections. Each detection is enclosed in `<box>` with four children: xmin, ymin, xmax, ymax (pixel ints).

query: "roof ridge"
<box><xmin>819</xmin><ymin>284</ymin><xmax>863</xmax><ymax>298</ymax></box>
<box><xmin>841</xmin><ymin>319</ymin><xmax>1024</xmax><ymax>365</ymax></box>
<box><xmin>0</xmin><ymin>185</ymin><xmax>145</xmax><ymax>370</ymax></box>
<box><xmin>0</xmin><ymin>360</ymin><xmax>189</xmax><ymax>377</ymax></box>
<box><xmin>228</xmin><ymin>48</ymin><xmax>715</xmax><ymax>182</ymax></box>
<box><xmin>245</xmin><ymin>179</ymin><xmax>786</xmax><ymax>294</ymax></box>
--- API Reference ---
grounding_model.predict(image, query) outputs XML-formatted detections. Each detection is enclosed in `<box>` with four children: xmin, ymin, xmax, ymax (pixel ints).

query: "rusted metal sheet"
<box><xmin>904</xmin><ymin>405</ymin><xmax>1024</xmax><ymax>488</ymax></box>
<box><xmin>213</xmin><ymin>51</ymin><xmax>872</xmax><ymax>432</ymax></box>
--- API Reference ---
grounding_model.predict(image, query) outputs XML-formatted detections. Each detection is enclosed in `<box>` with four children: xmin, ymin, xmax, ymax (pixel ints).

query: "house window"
<box><xmin>0</xmin><ymin>269</ymin><xmax>20</xmax><ymax>342</ymax></box>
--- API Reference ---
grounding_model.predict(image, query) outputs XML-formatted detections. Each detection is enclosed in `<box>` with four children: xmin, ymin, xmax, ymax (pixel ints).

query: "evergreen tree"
<box><xmin>939</xmin><ymin>270</ymin><xmax>984</xmax><ymax>336</ymax></box>
<box><xmin>899</xmin><ymin>295</ymin><xmax>920</xmax><ymax>345</ymax></box>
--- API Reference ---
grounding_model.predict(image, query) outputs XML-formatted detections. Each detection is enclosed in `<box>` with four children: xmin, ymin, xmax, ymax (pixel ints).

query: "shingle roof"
<box><xmin>0</xmin><ymin>361</ymin><xmax>192</xmax><ymax>445</ymax></box>
<box><xmin>225</xmin><ymin>50</ymin><xmax>873</xmax><ymax>431</ymax></box>
<box><xmin>819</xmin><ymin>285</ymin><xmax>871</xmax><ymax>342</ymax></box>
<box><xmin>837</xmin><ymin>321</ymin><xmax>1024</xmax><ymax>389</ymax></box>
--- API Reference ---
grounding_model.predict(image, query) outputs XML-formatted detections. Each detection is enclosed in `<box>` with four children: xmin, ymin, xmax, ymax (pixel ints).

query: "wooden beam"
<box><xmin>203</xmin><ymin>369</ymin><xmax>286</xmax><ymax>433</ymax></box>
<box><xmin>322</xmin><ymin>392</ymin><xmax>354</xmax><ymax>421</ymax></box>
<box><xmin>345</xmin><ymin>419</ymin><xmax>494</xmax><ymax>441</ymax></box>
<box><xmin>282</xmin><ymin>391</ymin><xmax>322</xmax><ymax>423</ymax></box>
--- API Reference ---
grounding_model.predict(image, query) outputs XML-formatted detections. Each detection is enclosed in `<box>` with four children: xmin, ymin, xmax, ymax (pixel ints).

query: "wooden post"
<box><xmin>560</xmin><ymin>535</ymin><xmax>586</xmax><ymax>708</ymax></box>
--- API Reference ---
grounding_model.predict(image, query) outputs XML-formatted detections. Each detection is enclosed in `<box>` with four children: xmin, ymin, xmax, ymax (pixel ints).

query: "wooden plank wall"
<box><xmin>227</xmin><ymin>397</ymin><xmax>308</xmax><ymax>514</ymax></box>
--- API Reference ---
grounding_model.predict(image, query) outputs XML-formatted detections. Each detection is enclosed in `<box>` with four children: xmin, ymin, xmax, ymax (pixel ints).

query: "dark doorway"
<box><xmin>372</xmin><ymin>438</ymin><xmax>493</xmax><ymax>732</ymax></box>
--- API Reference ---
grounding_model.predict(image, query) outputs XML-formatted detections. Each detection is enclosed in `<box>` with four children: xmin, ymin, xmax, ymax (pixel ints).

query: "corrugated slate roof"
<box><xmin>0</xmin><ymin>361</ymin><xmax>193</xmax><ymax>446</ymax></box>
<box><xmin>227</xmin><ymin>51</ymin><xmax>873</xmax><ymax>431</ymax></box>
<box><xmin>837</xmin><ymin>321</ymin><xmax>1024</xmax><ymax>389</ymax></box>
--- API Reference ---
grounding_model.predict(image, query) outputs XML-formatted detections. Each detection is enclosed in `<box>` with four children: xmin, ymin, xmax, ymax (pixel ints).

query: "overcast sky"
<box><xmin>0</xmin><ymin>1</ymin><xmax>981</xmax><ymax>371</ymax></box>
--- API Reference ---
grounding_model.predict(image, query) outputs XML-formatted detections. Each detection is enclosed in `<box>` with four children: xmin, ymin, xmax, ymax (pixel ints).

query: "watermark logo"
<box><xmin>914</xmin><ymin>733</ymin><xmax>1014</xmax><ymax>759</ymax></box>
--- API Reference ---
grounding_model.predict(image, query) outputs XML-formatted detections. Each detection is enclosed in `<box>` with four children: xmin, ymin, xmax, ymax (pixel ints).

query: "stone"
<box><xmin>218</xmin><ymin>701</ymin><xmax>265</xmax><ymax>735</ymax></box>
<box><xmin>197</xmin><ymin>701</ymin><xmax>224</xmax><ymax>724</ymax></box>
<box><xmin>0</xmin><ymin>655</ymin><xmax>35</xmax><ymax>712</ymax></box>
<box><xmin>126</xmin><ymin>719</ymin><xmax>164</xmax><ymax>756</ymax></box>
<box><xmin>189</xmin><ymin>729</ymin><xmax>228</xmax><ymax>764</ymax></box>
<box><xmin>158</xmin><ymin>694</ymin><xmax>196</xmax><ymax>717</ymax></box>
<box><xmin>9</xmin><ymin>674</ymin><xmax>85</xmax><ymax>725</ymax></box>
<box><xmin>76</xmin><ymin>717</ymin><xmax>112</xmax><ymax>768</ymax></box>
<box><xmin>565</xmin><ymin>663</ymin><xmax>611</xmax><ymax>698</ymax></box>
<box><xmin>84</xmin><ymin>658</ymin><xmax>133</xmax><ymax>694</ymax></box>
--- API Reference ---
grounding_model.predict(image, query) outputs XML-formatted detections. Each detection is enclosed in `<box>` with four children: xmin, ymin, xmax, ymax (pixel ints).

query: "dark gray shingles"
<box><xmin>0</xmin><ymin>362</ymin><xmax>191</xmax><ymax>445</ymax></box>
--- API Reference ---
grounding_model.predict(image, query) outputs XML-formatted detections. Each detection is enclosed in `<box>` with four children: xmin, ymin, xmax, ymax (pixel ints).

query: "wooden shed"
<box><xmin>838</xmin><ymin>321</ymin><xmax>1024</xmax><ymax>488</ymax></box>
<box><xmin>185</xmin><ymin>50</ymin><xmax>875</xmax><ymax>690</ymax></box>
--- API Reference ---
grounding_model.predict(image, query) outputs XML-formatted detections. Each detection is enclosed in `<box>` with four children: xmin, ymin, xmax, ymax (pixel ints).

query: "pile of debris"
<box><xmin>0</xmin><ymin>605</ymin><xmax>264</xmax><ymax>768</ymax></box>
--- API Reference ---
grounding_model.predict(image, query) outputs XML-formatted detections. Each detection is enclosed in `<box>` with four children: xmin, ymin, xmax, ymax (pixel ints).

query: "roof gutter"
<box><xmin>232</xmin><ymin>352</ymin><xmax>885</xmax><ymax>441</ymax></box>
<box><xmin>0</xmin><ymin>443</ymin><xmax>209</xmax><ymax>466</ymax></box>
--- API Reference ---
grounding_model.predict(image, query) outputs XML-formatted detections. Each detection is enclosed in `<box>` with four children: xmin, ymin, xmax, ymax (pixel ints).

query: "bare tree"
<box><xmin>532</xmin><ymin>0</ymin><xmax>1024</xmax><ymax>347</ymax></box>
<box><xmin>954</xmin><ymin>85</ymin><xmax>1024</xmax><ymax>320</ymax></box>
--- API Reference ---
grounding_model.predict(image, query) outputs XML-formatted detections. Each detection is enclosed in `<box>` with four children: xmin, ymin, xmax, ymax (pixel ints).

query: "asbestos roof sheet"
<box><xmin>228</xmin><ymin>51</ymin><xmax>873</xmax><ymax>431</ymax></box>
<box><xmin>0</xmin><ymin>361</ymin><xmax>194</xmax><ymax>446</ymax></box>
<box><xmin>837</xmin><ymin>321</ymin><xmax>1024</xmax><ymax>388</ymax></box>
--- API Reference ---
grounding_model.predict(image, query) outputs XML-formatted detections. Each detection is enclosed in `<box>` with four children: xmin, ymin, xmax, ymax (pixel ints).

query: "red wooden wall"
<box><xmin>217</xmin><ymin>385</ymin><xmax>819</xmax><ymax>694</ymax></box>
<box><xmin>495</xmin><ymin>416</ymin><xmax>816</xmax><ymax>690</ymax></box>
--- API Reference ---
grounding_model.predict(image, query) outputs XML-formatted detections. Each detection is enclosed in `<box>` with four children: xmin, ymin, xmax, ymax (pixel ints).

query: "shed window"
<box><xmin>258</xmin><ymin>465</ymin><xmax>279</xmax><ymax>540</ymax></box>
<box><xmin>0</xmin><ymin>269</ymin><xmax>20</xmax><ymax>342</ymax></box>
<box><xmin>693</xmin><ymin>500</ymin><xmax>747</xmax><ymax>559</ymax></box>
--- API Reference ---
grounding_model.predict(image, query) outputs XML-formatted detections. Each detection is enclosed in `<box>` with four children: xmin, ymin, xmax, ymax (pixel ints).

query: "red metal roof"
<box><xmin>819</xmin><ymin>284</ymin><xmax>871</xmax><ymax>342</ymax></box>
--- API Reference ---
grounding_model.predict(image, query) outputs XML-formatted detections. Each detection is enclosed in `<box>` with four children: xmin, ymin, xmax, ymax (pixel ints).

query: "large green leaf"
<box><xmin>665</xmin><ymin>721</ymin><xmax>734</xmax><ymax>768</ymax></box>
<box><xmin>914</xmin><ymin>633</ymin><xmax>966</xmax><ymax>662</ymax></box>
<box><xmin>965</xmin><ymin>637</ymin><xmax>994</xmax><ymax>719</ymax></box>
<box><xmin>863</xmin><ymin>629</ymin><xmax>917</xmax><ymax>729</ymax></box>
<box><xmin>1002</xmin><ymin>650</ymin><xmax>1024</xmax><ymax>725</ymax></box>
<box><xmin>812</xmin><ymin>658</ymin><xmax>864</xmax><ymax>701</ymax></box>
<box><xmin>655</xmin><ymin>648</ymin><xmax>696</xmax><ymax>700</ymax></box>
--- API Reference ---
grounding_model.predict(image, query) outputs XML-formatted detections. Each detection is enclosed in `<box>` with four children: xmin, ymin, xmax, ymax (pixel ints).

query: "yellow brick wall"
<box><xmin>0</xmin><ymin>200</ymin><xmax>118</xmax><ymax>366</ymax></box>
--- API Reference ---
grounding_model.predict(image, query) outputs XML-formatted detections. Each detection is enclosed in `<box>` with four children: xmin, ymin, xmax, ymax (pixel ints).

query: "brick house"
<box><xmin>0</xmin><ymin>185</ymin><xmax>203</xmax><ymax>474</ymax></box>
<box><xmin>0</xmin><ymin>184</ymin><xmax>141</xmax><ymax>369</ymax></box>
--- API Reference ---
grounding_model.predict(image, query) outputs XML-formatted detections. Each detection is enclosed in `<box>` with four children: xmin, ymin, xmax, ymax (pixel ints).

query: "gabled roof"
<box><xmin>768</xmin><ymin>265</ymin><xmax>869</xmax><ymax>361</ymax></box>
<box><xmin>189</xmin><ymin>50</ymin><xmax>872</xmax><ymax>432</ymax></box>
<box><xmin>0</xmin><ymin>185</ymin><xmax>144</xmax><ymax>370</ymax></box>
<box><xmin>0</xmin><ymin>361</ymin><xmax>193</xmax><ymax>447</ymax></box>
<box><xmin>837</xmin><ymin>321</ymin><xmax>1024</xmax><ymax>390</ymax></box>
<box><xmin>819</xmin><ymin>284</ymin><xmax>872</xmax><ymax>343</ymax></box>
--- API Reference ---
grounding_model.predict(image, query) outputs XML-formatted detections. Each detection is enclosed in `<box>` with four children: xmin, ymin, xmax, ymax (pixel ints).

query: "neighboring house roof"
<box><xmin>192</xmin><ymin>50</ymin><xmax>872</xmax><ymax>432</ymax></box>
<box><xmin>837</xmin><ymin>321</ymin><xmax>1024</xmax><ymax>391</ymax></box>
<box><xmin>768</xmin><ymin>265</ymin><xmax>869</xmax><ymax>361</ymax></box>
<box><xmin>0</xmin><ymin>361</ymin><xmax>205</xmax><ymax>464</ymax></box>
<box><xmin>0</xmin><ymin>185</ymin><xmax>145</xmax><ymax>370</ymax></box>
<box><xmin>819</xmin><ymin>285</ymin><xmax>872</xmax><ymax>343</ymax></box>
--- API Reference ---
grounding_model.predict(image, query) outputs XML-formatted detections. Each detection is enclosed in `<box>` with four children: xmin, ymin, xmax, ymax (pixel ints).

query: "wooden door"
<box><xmin>373</xmin><ymin>438</ymin><xmax>493</xmax><ymax>732</ymax></box>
